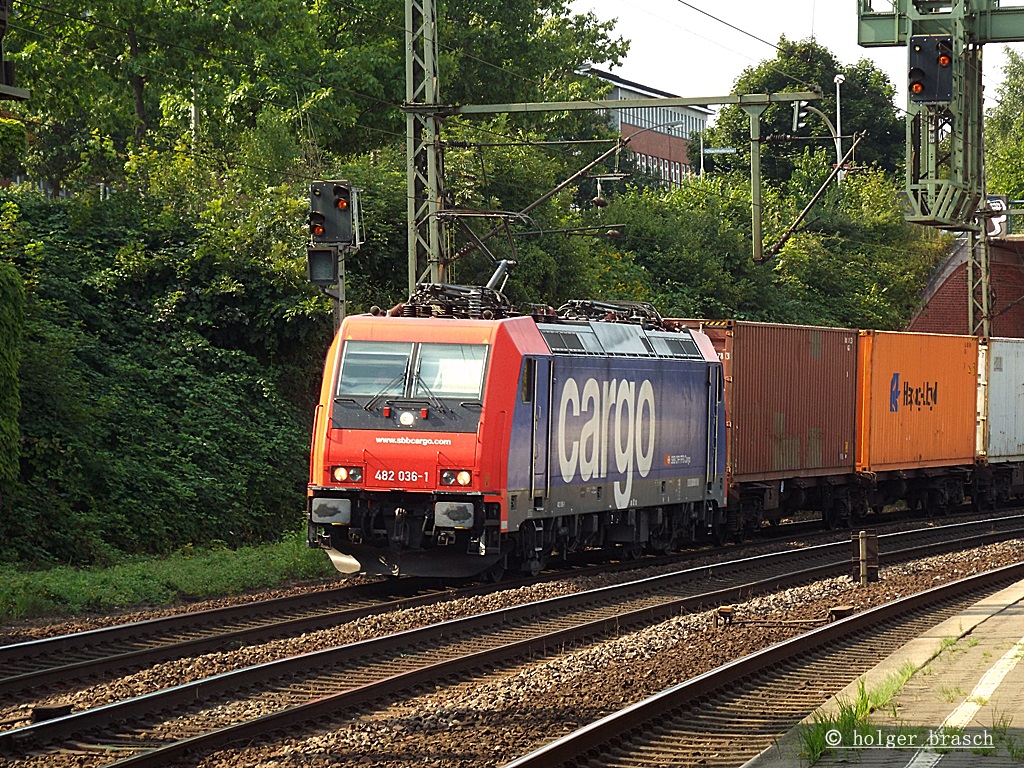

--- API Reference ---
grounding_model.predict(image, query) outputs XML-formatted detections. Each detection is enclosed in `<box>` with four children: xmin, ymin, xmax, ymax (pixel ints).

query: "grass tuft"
<box><xmin>0</xmin><ymin>529</ymin><xmax>335</xmax><ymax>622</ymax></box>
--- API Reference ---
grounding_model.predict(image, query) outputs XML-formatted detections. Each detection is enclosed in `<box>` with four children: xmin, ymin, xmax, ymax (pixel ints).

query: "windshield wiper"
<box><xmin>363</xmin><ymin>373</ymin><xmax>407</xmax><ymax>411</ymax></box>
<box><xmin>410</xmin><ymin>371</ymin><xmax>449</xmax><ymax>414</ymax></box>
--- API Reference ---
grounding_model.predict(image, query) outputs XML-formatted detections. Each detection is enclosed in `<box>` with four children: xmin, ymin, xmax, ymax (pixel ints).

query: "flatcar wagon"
<box><xmin>307</xmin><ymin>300</ymin><xmax>727</xmax><ymax>578</ymax></box>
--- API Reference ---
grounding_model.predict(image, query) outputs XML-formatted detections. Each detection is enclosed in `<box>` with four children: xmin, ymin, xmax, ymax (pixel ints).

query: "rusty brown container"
<box><xmin>671</xmin><ymin>320</ymin><xmax>859</xmax><ymax>484</ymax></box>
<box><xmin>856</xmin><ymin>331</ymin><xmax>978</xmax><ymax>472</ymax></box>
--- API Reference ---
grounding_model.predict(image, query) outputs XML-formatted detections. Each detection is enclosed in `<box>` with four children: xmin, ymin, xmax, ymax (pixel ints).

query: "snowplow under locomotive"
<box><xmin>307</xmin><ymin>299</ymin><xmax>727</xmax><ymax>578</ymax></box>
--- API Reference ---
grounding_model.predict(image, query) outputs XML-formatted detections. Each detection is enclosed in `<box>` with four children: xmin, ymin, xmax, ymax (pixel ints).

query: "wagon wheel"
<box><xmin>823</xmin><ymin>499</ymin><xmax>851</xmax><ymax>530</ymax></box>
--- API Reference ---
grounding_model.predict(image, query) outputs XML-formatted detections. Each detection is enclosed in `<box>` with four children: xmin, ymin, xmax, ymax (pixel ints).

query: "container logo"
<box><xmin>557</xmin><ymin>376</ymin><xmax>656</xmax><ymax>508</ymax></box>
<box><xmin>890</xmin><ymin>372</ymin><xmax>939</xmax><ymax>412</ymax></box>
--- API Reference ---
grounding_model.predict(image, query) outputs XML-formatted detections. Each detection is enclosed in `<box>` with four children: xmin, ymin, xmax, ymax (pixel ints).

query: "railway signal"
<box><xmin>791</xmin><ymin>100</ymin><xmax>809</xmax><ymax>132</ymax></box>
<box><xmin>309</xmin><ymin>180</ymin><xmax>354</xmax><ymax>245</ymax></box>
<box><xmin>306</xmin><ymin>246</ymin><xmax>339</xmax><ymax>287</ymax></box>
<box><xmin>908</xmin><ymin>35</ymin><xmax>953</xmax><ymax>104</ymax></box>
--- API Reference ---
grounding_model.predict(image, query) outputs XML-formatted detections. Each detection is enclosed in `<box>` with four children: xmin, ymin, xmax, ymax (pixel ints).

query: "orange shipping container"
<box><xmin>856</xmin><ymin>331</ymin><xmax>978</xmax><ymax>472</ymax></box>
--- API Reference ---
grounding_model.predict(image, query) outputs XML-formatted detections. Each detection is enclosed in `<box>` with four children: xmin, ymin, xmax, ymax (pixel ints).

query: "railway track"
<box><xmin>1</xmin><ymin>515</ymin><xmax>1022</xmax><ymax>766</ymax></box>
<box><xmin>0</xmin><ymin>577</ymin><xmax>453</xmax><ymax>698</ymax></box>
<box><xmin>3</xmin><ymin>509</ymin><xmax>1018</xmax><ymax>706</ymax></box>
<box><xmin>504</xmin><ymin>561</ymin><xmax>1024</xmax><ymax>768</ymax></box>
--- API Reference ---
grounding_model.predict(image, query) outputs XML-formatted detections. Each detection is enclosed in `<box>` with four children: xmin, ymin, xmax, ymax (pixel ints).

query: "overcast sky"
<box><xmin>570</xmin><ymin>0</ymin><xmax>1022</xmax><ymax>119</ymax></box>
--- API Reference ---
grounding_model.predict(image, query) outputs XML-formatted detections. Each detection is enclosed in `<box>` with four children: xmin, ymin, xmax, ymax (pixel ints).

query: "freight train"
<box><xmin>307</xmin><ymin>285</ymin><xmax>1024</xmax><ymax>579</ymax></box>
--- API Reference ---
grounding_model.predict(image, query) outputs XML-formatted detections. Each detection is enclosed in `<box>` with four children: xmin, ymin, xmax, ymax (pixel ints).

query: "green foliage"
<box><xmin>0</xmin><ymin>187</ymin><xmax>327</xmax><ymax>565</ymax></box>
<box><xmin>986</xmin><ymin>48</ymin><xmax>1024</xmax><ymax>200</ymax></box>
<box><xmin>0</xmin><ymin>119</ymin><xmax>27</xmax><ymax>177</ymax></box>
<box><xmin>7</xmin><ymin>0</ymin><xmax>624</xmax><ymax>194</ymax></box>
<box><xmin>589</xmin><ymin>166</ymin><xmax>942</xmax><ymax>329</ymax></box>
<box><xmin>0</xmin><ymin>259</ymin><xmax>24</xmax><ymax>485</ymax></box>
<box><xmin>0</xmin><ymin>529</ymin><xmax>333</xmax><ymax>621</ymax></box>
<box><xmin>771</xmin><ymin>166</ymin><xmax>948</xmax><ymax>329</ymax></box>
<box><xmin>707</xmin><ymin>37</ymin><xmax>903</xmax><ymax>184</ymax></box>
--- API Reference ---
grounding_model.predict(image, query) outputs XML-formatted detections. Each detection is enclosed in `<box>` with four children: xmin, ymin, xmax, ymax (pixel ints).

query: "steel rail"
<box><xmin>503</xmin><ymin>560</ymin><xmax>1024</xmax><ymax>768</ymax></box>
<box><xmin>1</xmin><ymin>518</ymin><xmax>1021</xmax><ymax>763</ymax></box>
<box><xmin>0</xmin><ymin>577</ymin><xmax>456</xmax><ymax>696</ymax></box>
<box><xmin>3</xmin><ymin>509</ymin><xmax>1015</xmax><ymax>701</ymax></box>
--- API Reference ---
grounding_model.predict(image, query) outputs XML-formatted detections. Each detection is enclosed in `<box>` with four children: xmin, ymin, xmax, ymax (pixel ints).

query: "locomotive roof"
<box><xmin>340</xmin><ymin>313</ymin><xmax>718</xmax><ymax>362</ymax></box>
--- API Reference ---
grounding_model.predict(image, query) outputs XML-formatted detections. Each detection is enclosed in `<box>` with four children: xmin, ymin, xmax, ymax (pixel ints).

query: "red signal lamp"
<box><xmin>938</xmin><ymin>53</ymin><xmax>951</xmax><ymax>67</ymax></box>
<box><xmin>335</xmin><ymin>198</ymin><xmax>349</xmax><ymax>210</ymax></box>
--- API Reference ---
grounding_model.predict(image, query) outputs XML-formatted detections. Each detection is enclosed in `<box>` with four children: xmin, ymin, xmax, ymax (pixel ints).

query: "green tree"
<box><xmin>8</xmin><ymin>0</ymin><xmax>625</xmax><ymax>194</ymax></box>
<box><xmin>0</xmin><ymin>186</ymin><xmax>322</xmax><ymax>565</ymax></box>
<box><xmin>707</xmin><ymin>37</ymin><xmax>903</xmax><ymax>184</ymax></box>
<box><xmin>770</xmin><ymin>164</ymin><xmax>948</xmax><ymax>328</ymax></box>
<box><xmin>986</xmin><ymin>48</ymin><xmax>1024</xmax><ymax>200</ymax></box>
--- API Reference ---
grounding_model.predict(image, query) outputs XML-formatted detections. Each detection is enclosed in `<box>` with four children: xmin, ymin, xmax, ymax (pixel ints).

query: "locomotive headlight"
<box><xmin>399</xmin><ymin>411</ymin><xmax>416</xmax><ymax>427</ymax></box>
<box><xmin>331</xmin><ymin>466</ymin><xmax>363</xmax><ymax>483</ymax></box>
<box><xmin>440</xmin><ymin>469</ymin><xmax>472</xmax><ymax>486</ymax></box>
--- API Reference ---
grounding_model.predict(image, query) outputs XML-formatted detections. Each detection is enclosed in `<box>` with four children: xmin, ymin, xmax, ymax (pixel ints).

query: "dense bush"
<box><xmin>0</xmin><ymin>187</ymin><xmax>330</xmax><ymax>565</ymax></box>
<box><xmin>0</xmin><ymin>260</ymin><xmax>23</xmax><ymax>485</ymax></box>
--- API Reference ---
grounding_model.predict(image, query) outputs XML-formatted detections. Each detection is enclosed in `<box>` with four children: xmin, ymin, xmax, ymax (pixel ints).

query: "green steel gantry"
<box><xmin>858</xmin><ymin>0</ymin><xmax>1024</xmax><ymax>335</ymax></box>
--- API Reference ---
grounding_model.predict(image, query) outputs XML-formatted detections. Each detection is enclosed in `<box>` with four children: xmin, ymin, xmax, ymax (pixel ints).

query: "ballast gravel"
<box><xmin>1</xmin><ymin>539</ymin><xmax>1020</xmax><ymax>768</ymax></box>
<box><xmin>193</xmin><ymin>542</ymin><xmax>1024</xmax><ymax>768</ymax></box>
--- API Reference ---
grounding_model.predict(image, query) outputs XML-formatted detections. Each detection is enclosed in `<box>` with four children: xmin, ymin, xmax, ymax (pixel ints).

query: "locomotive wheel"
<box><xmin>618</xmin><ymin>543</ymin><xmax>643</xmax><ymax>560</ymax></box>
<box><xmin>711</xmin><ymin>521</ymin><xmax>728</xmax><ymax>547</ymax></box>
<box><xmin>483</xmin><ymin>559</ymin><xmax>506</xmax><ymax>583</ymax></box>
<box><xmin>520</xmin><ymin>552</ymin><xmax>548</xmax><ymax>576</ymax></box>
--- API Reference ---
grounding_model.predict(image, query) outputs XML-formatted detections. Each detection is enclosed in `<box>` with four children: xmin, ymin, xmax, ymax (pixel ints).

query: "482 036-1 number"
<box><xmin>374</xmin><ymin>469</ymin><xmax>429</xmax><ymax>483</ymax></box>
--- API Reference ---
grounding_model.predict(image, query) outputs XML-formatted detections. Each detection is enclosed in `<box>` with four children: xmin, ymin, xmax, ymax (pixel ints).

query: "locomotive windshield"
<box><xmin>414</xmin><ymin>344</ymin><xmax>487</xmax><ymax>399</ymax></box>
<box><xmin>337</xmin><ymin>341</ymin><xmax>412</xmax><ymax>397</ymax></box>
<box><xmin>337</xmin><ymin>341</ymin><xmax>488</xmax><ymax>400</ymax></box>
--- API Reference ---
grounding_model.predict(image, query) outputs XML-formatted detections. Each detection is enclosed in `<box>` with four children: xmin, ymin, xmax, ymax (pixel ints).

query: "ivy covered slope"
<box><xmin>0</xmin><ymin>186</ymin><xmax>332</xmax><ymax>566</ymax></box>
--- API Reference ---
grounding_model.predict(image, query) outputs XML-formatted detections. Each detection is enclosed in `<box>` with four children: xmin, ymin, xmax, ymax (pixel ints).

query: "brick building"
<box><xmin>585</xmin><ymin>67</ymin><xmax>712</xmax><ymax>186</ymax></box>
<box><xmin>907</xmin><ymin>235</ymin><xmax>1024</xmax><ymax>337</ymax></box>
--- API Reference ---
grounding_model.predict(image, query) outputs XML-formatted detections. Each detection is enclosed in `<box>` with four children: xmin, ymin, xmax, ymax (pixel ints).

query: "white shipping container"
<box><xmin>985</xmin><ymin>338</ymin><xmax>1024</xmax><ymax>463</ymax></box>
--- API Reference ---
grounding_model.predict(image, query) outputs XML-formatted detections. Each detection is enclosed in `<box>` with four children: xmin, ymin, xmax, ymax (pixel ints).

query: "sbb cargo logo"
<box><xmin>556</xmin><ymin>376</ymin><xmax>656</xmax><ymax>508</ymax></box>
<box><xmin>889</xmin><ymin>372</ymin><xmax>939</xmax><ymax>413</ymax></box>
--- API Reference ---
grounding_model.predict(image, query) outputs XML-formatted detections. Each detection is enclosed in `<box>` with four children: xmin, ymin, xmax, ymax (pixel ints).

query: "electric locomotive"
<box><xmin>307</xmin><ymin>287</ymin><xmax>727</xmax><ymax>578</ymax></box>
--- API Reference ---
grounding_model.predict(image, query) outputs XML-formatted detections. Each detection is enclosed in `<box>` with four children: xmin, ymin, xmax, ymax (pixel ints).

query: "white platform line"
<box><xmin>903</xmin><ymin>633</ymin><xmax>1024</xmax><ymax>768</ymax></box>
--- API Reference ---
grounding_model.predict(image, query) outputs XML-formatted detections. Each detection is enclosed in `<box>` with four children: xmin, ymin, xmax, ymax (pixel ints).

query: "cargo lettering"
<box><xmin>557</xmin><ymin>377</ymin><xmax>656</xmax><ymax>507</ymax></box>
<box><xmin>890</xmin><ymin>372</ymin><xmax>938</xmax><ymax>412</ymax></box>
